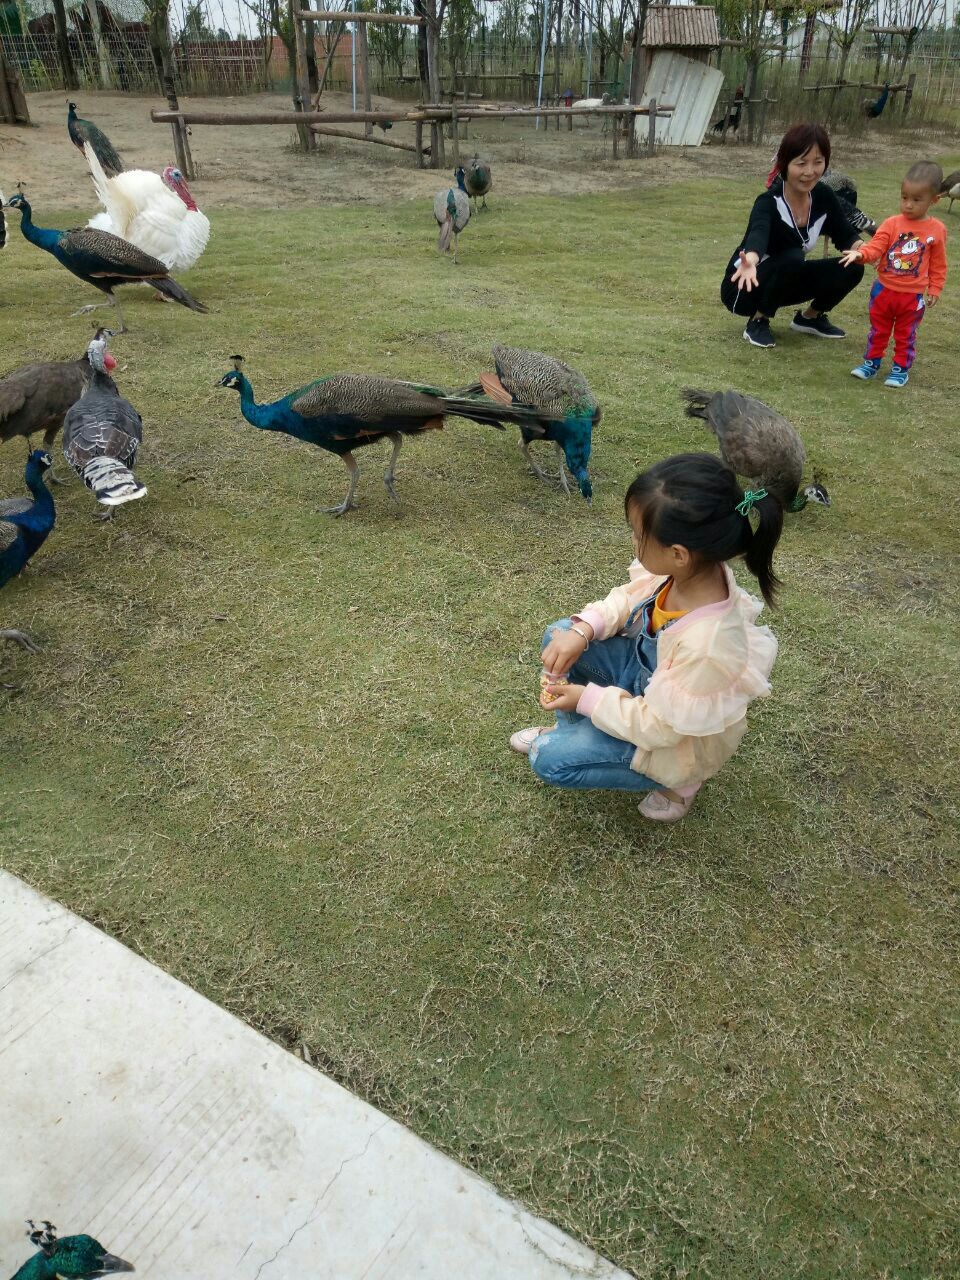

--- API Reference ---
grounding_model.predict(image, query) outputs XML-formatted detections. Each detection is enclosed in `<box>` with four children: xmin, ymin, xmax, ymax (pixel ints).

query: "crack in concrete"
<box><xmin>252</xmin><ymin>1120</ymin><xmax>390</xmax><ymax>1278</ymax></box>
<box><xmin>0</xmin><ymin>927</ymin><xmax>76</xmax><ymax>995</ymax></box>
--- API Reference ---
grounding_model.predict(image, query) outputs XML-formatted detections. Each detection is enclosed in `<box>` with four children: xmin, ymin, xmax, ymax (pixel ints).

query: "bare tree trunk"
<box><xmin>146</xmin><ymin>0</ymin><xmax>195</xmax><ymax>177</ymax></box>
<box><xmin>53</xmin><ymin>0</ymin><xmax>78</xmax><ymax>90</ymax></box>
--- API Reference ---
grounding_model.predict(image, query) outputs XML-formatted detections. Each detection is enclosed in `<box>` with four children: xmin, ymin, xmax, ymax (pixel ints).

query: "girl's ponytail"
<box><xmin>743</xmin><ymin>493</ymin><xmax>784</xmax><ymax>608</ymax></box>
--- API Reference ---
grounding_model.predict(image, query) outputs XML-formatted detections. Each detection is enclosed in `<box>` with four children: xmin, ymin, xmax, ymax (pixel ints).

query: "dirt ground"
<box><xmin>0</xmin><ymin>88</ymin><xmax>946</xmax><ymax>214</ymax></box>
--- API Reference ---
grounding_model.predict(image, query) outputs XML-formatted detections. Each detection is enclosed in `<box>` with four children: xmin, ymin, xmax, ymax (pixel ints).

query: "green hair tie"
<box><xmin>736</xmin><ymin>488</ymin><xmax>768</xmax><ymax>517</ymax></box>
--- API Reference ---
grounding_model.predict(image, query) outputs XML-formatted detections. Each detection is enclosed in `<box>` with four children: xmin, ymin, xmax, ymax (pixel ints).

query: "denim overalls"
<box><xmin>529</xmin><ymin>587</ymin><xmax>670</xmax><ymax>793</ymax></box>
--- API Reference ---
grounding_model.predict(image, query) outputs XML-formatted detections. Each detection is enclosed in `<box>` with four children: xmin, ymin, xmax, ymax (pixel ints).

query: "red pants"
<box><xmin>865</xmin><ymin>282</ymin><xmax>925</xmax><ymax>369</ymax></box>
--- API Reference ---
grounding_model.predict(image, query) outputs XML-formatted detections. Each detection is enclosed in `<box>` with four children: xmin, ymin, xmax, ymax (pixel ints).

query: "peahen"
<box><xmin>710</xmin><ymin>84</ymin><xmax>744</xmax><ymax>136</ymax></box>
<box><xmin>456</xmin><ymin>344</ymin><xmax>600</xmax><ymax>502</ymax></box>
<box><xmin>457</xmin><ymin>157</ymin><xmax>492</xmax><ymax>210</ymax></box>
<box><xmin>939</xmin><ymin>170</ymin><xmax>960</xmax><ymax>213</ymax></box>
<box><xmin>3</xmin><ymin>191</ymin><xmax>207</xmax><ymax>333</ymax></box>
<box><xmin>821</xmin><ymin>169</ymin><xmax>877</xmax><ymax>236</ymax></box>
<box><xmin>434</xmin><ymin>186</ymin><xmax>470</xmax><ymax>264</ymax></box>
<box><xmin>63</xmin><ymin>329</ymin><xmax>146</xmax><ymax>512</ymax></box>
<box><xmin>0</xmin><ymin>337</ymin><xmax>118</xmax><ymax>468</ymax></box>
<box><xmin>10</xmin><ymin>1219</ymin><xmax>133</xmax><ymax>1279</ymax></box>
<box><xmin>681</xmin><ymin>388</ymin><xmax>829</xmax><ymax>512</ymax></box>
<box><xmin>215</xmin><ymin>355</ymin><xmax>554</xmax><ymax>516</ymax></box>
<box><xmin>863</xmin><ymin>82</ymin><xmax>890</xmax><ymax>118</ymax></box>
<box><xmin>67</xmin><ymin>101</ymin><xmax>124</xmax><ymax>178</ymax></box>
<box><xmin>0</xmin><ymin>449</ymin><xmax>56</xmax><ymax>655</ymax></box>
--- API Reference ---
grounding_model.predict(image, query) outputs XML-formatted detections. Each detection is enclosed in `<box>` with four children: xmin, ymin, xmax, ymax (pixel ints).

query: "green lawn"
<box><xmin>1</xmin><ymin>162</ymin><xmax>959</xmax><ymax>1277</ymax></box>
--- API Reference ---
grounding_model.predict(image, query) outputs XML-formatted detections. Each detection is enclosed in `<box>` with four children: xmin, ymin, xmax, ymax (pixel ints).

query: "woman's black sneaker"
<box><xmin>743</xmin><ymin>316</ymin><xmax>775</xmax><ymax>348</ymax></box>
<box><xmin>790</xmin><ymin>311</ymin><xmax>846</xmax><ymax>338</ymax></box>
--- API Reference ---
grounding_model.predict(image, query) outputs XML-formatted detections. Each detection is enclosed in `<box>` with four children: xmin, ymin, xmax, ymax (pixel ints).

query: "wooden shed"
<box><xmin>631</xmin><ymin>5</ymin><xmax>723</xmax><ymax>146</ymax></box>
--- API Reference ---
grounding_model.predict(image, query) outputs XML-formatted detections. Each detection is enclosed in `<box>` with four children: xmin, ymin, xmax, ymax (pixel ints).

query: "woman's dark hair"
<box><xmin>773</xmin><ymin>122</ymin><xmax>831</xmax><ymax>181</ymax></box>
<box><xmin>625</xmin><ymin>453</ymin><xmax>784</xmax><ymax>607</ymax></box>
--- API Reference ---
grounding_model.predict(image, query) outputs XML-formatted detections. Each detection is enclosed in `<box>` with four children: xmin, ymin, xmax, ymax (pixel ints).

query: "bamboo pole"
<box><xmin>299</xmin><ymin>8</ymin><xmax>424</xmax><ymax>20</ymax></box>
<box><xmin>358</xmin><ymin>21</ymin><xmax>371</xmax><ymax>135</ymax></box>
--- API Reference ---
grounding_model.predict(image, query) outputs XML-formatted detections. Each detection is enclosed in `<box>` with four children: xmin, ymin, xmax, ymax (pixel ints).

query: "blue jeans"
<box><xmin>529</xmin><ymin>619</ymin><xmax>661</xmax><ymax>794</ymax></box>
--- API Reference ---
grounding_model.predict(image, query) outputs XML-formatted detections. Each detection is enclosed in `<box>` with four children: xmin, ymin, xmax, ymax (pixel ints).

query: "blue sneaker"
<box><xmin>851</xmin><ymin>358</ymin><xmax>882</xmax><ymax>380</ymax></box>
<box><xmin>884</xmin><ymin>365</ymin><xmax>909</xmax><ymax>387</ymax></box>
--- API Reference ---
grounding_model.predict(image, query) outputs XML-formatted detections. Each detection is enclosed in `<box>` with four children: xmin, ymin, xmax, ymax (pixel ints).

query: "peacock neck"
<box><xmin>15</xmin><ymin>203</ymin><xmax>60</xmax><ymax>253</ymax></box>
<box><xmin>236</xmin><ymin>377</ymin><xmax>276</xmax><ymax>430</ymax></box>
<box><xmin>787</xmin><ymin>493</ymin><xmax>807</xmax><ymax>513</ymax></box>
<box><xmin>26</xmin><ymin>465</ymin><xmax>55</xmax><ymax>523</ymax></box>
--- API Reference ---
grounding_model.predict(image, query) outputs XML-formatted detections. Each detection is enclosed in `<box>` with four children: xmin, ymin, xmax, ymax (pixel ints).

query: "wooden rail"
<box><xmin>298</xmin><ymin>9</ymin><xmax>425</xmax><ymax>22</ymax></box>
<box><xmin>151</xmin><ymin>104</ymin><xmax>674</xmax><ymax>127</ymax></box>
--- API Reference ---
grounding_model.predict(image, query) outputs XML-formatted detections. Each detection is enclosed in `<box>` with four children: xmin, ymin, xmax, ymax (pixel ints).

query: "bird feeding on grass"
<box><xmin>62</xmin><ymin>329</ymin><xmax>146</xmax><ymax>514</ymax></box>
<box><xmin>0</xmin><ymin>450</ymin><xmax>55</xmax><ymax>658</ymax></box>
<box><xmin>434</xmin><ymin>186</ymin><xmax>470</xmax><ymax>264</ymax></box>
<box><xmin>455</xmin><ymin>344</ymin><xmax>600</xmax><ymax>502</ymax></box>
<box><xmin>681</xmin><ymin>388</ymin><xmax>830</xmax><ymax>512</ymax></box>
<box><xmin>3</xmin><ymin>189</ymin><xmax>207</xmax><ymax>333</ymax></box>
<box><xmin>11</xmin><ymin>1219</ymin><xmax>134</xmax><ymax>1279</ymax></box>
<box><xmin>215</xmin><ymin>355</ymin><xmax>560</xmax><ymax>516</ymax></box>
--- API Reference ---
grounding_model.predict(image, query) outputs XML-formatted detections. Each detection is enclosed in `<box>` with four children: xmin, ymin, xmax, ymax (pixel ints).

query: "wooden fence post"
<box><xmin>903</xmin><ymin>71</ymin><xmax>916</xmax><ymax>119</ymax></box>
<box><xmin>291</xmin><ymin>1</ymin><xmax>316</xmax><ymax>152</ymax></box>
<box><xmin>612</xmin><ymin>110</ymin><xmax>619</xmax><ymax>158</ymax></box>
<box><xmin>358</xmin><ymin>22</ymin><xmax>372</xmax><ymax>135</ymax></box>
<box><xmin>647</xmin><ymin>97</ymin><xmax>656</xmax><ymax>156</ymax></box>
<box><xmin>450</xmin><ymin>103</ymin><xmax>460</xmax><ymax>165</ymax></box>
<box><xmin>415</xmin><ymin>120</ymin><xmax>424</xmax><ymax>168</ymax></box>
<box><xmin>757</xmin><ymin>89</ymin><xmax>769</xmax><ymax>145</ymax></box>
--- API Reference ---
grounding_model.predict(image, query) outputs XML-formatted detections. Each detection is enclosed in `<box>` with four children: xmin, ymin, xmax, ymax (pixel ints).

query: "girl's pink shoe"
<box><xmin>639</xmin><ymin>789</ymin><xmax>698</xmax><ymax>822</ymax></box>
<box><xmin>510</xmin><ymin>726</ymin><xmax>550</xmax><ymax>755</ymax></box>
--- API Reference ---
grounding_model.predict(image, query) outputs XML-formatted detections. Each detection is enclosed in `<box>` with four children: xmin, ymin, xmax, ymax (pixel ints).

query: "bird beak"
<box><xmin>95</xmin><ymin>1255</ymin><xmax>135</xmax><ymax>1274</ymax></box>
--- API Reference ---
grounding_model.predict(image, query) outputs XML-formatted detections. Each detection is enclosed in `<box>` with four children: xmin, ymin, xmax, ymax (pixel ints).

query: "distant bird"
<box><xmin>939</xmin><ymin>169</ymin><xmax>960</xmax><ymax>213</ymax></box>
<box><xmin>11</xmin><ymin>1218</ymin><xmax>133</xmax><ymax>1279</ymax></box>
<box><xmin>434</xmin><ymin>186</ymin><xmax>470</xmax><ymax>264</ymax></box>
<box><xmin>711</xmin><ymin>84</ymin><xmax>744</xmax><ymax>135</ymax></box>
<box><xmin>62</xmin><ymin>329</ymin><xmax>146</xmax><ymax>512</ymax></box>
<box><xmin>863</xmin><ymin>82</ymin><xmax>890</xmax><ymax>119</ymax></box>
<box><xmin>4</xmin><ymin>191</ymin><xmax>207</xmax><ymax>333</ymax></box>
<box><xmin>456</xmin><ymin>344</ymin><xmax>600</xmax><ymax>502</ymax></box>
<box><xmin>67</xmin><ymin>101</ymin><xmax>124</xmax><ymax>178</ymax></box>
<box><xmin>681</xmin><ymin>388</ymin><xmax>829</xmax><ymax>512</ymax></box>
<box><xmin>83</xmin><ymin>141</ymin><xmax>210</xmax><ymax>274</ymax></box>
<box><xmin>0</xmin><ymin>450</ymin><xmax>55</xmax><ymax>656</ymax></box>
<box><xmin>216</xmin><ymin>355</ymin><xmax>549</xmax><ymax>516</ymax></box>
<box><xmin>458</xmin><ymin>156</ymin><xmax>492</xmax><ymax>210</ymax></box>
<box><xmin>0</xmin><ymin>338</ymin><xmax>117</xmax><ymax>467</ymax></box>
<box><xmin>821</xmin><ymin>169</ymin><xmax>877</xmax><ymax>236</ymax></box>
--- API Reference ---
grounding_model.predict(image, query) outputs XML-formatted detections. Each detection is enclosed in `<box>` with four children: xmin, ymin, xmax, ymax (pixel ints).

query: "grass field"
<box><xmin>2</xmin><ymin>158</ymin><xmax>959</xmax><ymax>1277</ymax></box>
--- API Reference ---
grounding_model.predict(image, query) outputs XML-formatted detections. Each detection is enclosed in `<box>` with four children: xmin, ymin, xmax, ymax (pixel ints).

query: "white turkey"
<box><xmin>83</xmin><ymin>140</ymin><xmax>210</xmax><ymax>274</ymax></box>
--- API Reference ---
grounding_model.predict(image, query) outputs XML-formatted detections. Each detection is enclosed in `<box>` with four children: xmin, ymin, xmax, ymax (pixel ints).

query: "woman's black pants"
<box><xmin>720</xmin><ymin>247</ymin><xmax>865</xmax><ymax>318</ymax></box>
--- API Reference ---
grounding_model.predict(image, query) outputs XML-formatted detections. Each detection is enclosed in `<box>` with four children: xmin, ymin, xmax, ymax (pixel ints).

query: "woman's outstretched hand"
<box><xmin>839</xmin><ymin>247</ymin><xmax>864</xmax><ymax>268</ymax></box>
<box><xmin>729</xmin><ymin>250</ymin><xmax>759</xmax><ymax>291</ymax></box>
<box><xmin>541</xmin><ymin>623</ymin><xmax>593</xmax><ymax>677</ymax></box>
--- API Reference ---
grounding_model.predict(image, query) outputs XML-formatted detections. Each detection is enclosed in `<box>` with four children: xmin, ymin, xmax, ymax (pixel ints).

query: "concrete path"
<box><xmin>0</xmin><ymin>872</ymin><xmax>628</xmax><ymax>1279</ymax></box>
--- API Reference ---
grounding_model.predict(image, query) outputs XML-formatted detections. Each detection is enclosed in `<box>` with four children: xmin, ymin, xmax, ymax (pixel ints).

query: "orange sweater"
<box><xmin>859</xmin><ymin>214</ymin><xmax>948</xmax><ymax>297</ymax></box>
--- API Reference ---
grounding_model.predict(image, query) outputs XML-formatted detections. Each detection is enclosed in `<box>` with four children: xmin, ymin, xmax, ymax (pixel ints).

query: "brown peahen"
<box><xmin>434</xmin><ymin>186</ymin><xmax>470</xmax><ymax>264</ymax></box>
<box><xmin>459</xmin><ymin>157</ymin><xmax>492</xmax><ymax>210</ymax></box>
<box><xmin>939</xmin><ymin>170</ymin><xmax>960</xmax><ymax>213</ymax></box>
<box><xmin>681</xmin><ymin>388</ymin><xmax>830</xmax><ymax>512</ymax></box>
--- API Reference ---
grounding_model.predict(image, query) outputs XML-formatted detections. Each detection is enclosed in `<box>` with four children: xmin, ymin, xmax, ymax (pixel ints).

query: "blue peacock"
<box><xmin>216</xmin><ymin>355</ymin><xmax>554</xmax><ymax>515</ymax></box>
<box><xmin>10</xmin><ymin>1219</ymin><xmax>133</xmax><ymax>1280</ymax></box>
<box><xmin>67</xmin><ymin>102</ymin><xmax>124</xmax><ymax>177</ymax></box>
<box><xmin>0</xmin><ymin>449</ymin><xmax>56</xmax><ymax>655</ymax></box>
<box><xmin>3</xmin><ymin>190</ymin><xmax>207</xmax><ymax>333</ymax></box>
<box><xmin>433</xmin><ymin>185</ymin><xmax>470</xmax><ymax>264</ymax></box>
<box><xmin>457</xmin><ymin>344</ymin><xmax>600</xmax><ymax>502</ymax></box>
<box><xmin>455</xmin><ymin>157</ymin><xmax>492</xmax><ymax>211</ymax></box>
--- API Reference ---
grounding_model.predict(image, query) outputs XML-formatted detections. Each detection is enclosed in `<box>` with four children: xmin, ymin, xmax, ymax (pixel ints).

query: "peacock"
<box><xmin>821</xmin><ymin>169</ymin><xmax>877</xmax><ymax>236</ymax></box>
<box><xmin>215</xmin><ymin>355</ymin><xmax>558</xmax><ymax>516</ymax></box>
<box><xmin>939</xmin><ymin>170</ymin><xmax>960</xmax><ymax>213</ymax></box>
<box><xmin>863</xmin><ymin>82</ymin><xmax>890</xmax><ymax>119</ymax></box>
<box><xmin>67</xmin><ymin>101</ymin><xmax>124</xmax><ymax>178</ymax></box>
<box><xmin>710</xmin><ymin>84</ymin><xmax>744</xmax><ymax>136</ymax></box>
<box><xmin>457</xmin><ymin>156</ymin><xmax>492</xmax><ymax>210</ymax></box>
<box><xmin>0</xmin><ymin>337</ymin><xmax>118</xmax><ymax>469</ymax></box>
<box><xmin>434</xmin><ymin>186</ymin><xmax>470</xmax><ymax>264</ymax></box>
<box><xmin>455</xmin><ymin>344</ymin><xmax>600</xmax><ymax>502</ymax></box>
<box><xmin>3</xmin><ymin>191</ymin><xmax>207</xmax><ymax>333</ymax></box>
<box><xmin>83</xmin><ymin>141</ymin><xmax>210</xmax><ymax>274</ymax></box>
<box><xmin>62</xmin><ymin>329</ymin><xmax>146</xmax><ymax>512</ymax></box>
<box><xmin>0</xmin><ymin>449</ymin><xmax>56</xmax><ymax>656</ymax></box>
<box><xmin>10</xmin><ymin>1219</ymin><xmax>133</xmax><ymax>1279</ymax></box>
<box><xmin>681</xmin><ymin>388</ymin><xmax>829</xmax><ymax>512</ymax></box>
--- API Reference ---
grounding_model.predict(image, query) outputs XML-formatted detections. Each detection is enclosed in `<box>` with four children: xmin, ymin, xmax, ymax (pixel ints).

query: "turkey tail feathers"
<box><xmin>80</xmin><ymin>456</ymin><xmax>147</xmax><ymax>507</ymax></box>
<box><xmin>151</xmin><ymin>275</ymin><xmax>208</xmax><ymax>313</ymax></box>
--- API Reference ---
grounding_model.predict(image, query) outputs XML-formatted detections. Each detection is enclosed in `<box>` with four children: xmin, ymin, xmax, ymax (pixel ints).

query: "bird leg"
<box><xmin>0</xmin><ymin>629</ymin><xmax>40</xmax><ymax>652</ymax></box>
<box><xmin>519</xmin><ymin>437</ymin><xmax>555</xmax><ymax>486</ymax></box>
<box><xmin>554</xmin><ymin>443</ymin><xmax>571</xmax><ymax>496</ymax></box>
<box><xmin>453</xmin><ymin>230</ymin><xmax>460</xmax><ymax>266</ymax></box>
<box><xmin>42</xmin><ymin>429</ymin><xmax>67</xmax><ymax>484</ymax></box>
<box><xmin>321</xmin><ymin>452</ymin><xmax>360</xmax><ymax>517</ymax></box>
<box><xmin>383</xmin><ymin>433</ymin><xmax>403</xmax><ymax>504</ymax></box>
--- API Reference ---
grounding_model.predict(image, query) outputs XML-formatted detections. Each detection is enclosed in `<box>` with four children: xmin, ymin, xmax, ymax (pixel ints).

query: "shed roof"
<box><xmin>641</xmin><ymin>5</ymin><xmax>719</xmax><ymax>48</ymax></box>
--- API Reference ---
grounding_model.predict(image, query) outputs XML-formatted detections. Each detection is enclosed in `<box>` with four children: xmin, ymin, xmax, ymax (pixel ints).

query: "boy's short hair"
<box><xmin>905</xmin><ymin>160</ymin><xmax>943</xmax><ymax>193</ymax></box>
